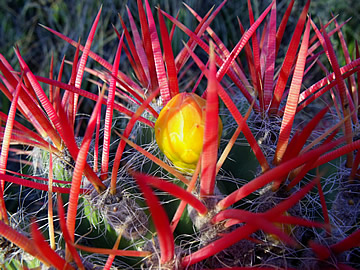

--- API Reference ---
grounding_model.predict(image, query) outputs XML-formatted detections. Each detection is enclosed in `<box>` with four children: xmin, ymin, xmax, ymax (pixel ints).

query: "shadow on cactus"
<box><xmin>1</xmin><ymin>0</ymin><xmax>360</xmax><ymax>269</ymax></box>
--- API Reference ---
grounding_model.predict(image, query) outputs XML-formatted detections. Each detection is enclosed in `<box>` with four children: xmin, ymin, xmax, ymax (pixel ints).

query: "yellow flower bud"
<box><xmin>155</xmin><ymin>92</ymin><xmax>222</xmax><ymax>172</ymax></box>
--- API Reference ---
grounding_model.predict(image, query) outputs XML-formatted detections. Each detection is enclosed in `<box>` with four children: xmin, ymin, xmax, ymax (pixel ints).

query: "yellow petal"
<box><xmin>155</xmin><ymin>92</ymin><xmax>222</xmax><ymax>172</ymax></box>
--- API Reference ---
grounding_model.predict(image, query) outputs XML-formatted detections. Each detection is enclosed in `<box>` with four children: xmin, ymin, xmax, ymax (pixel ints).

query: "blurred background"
<box><xmin>1</xmin><ymin>0</ymin><xmax>360</xmax><ymax>112</ymax></box>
